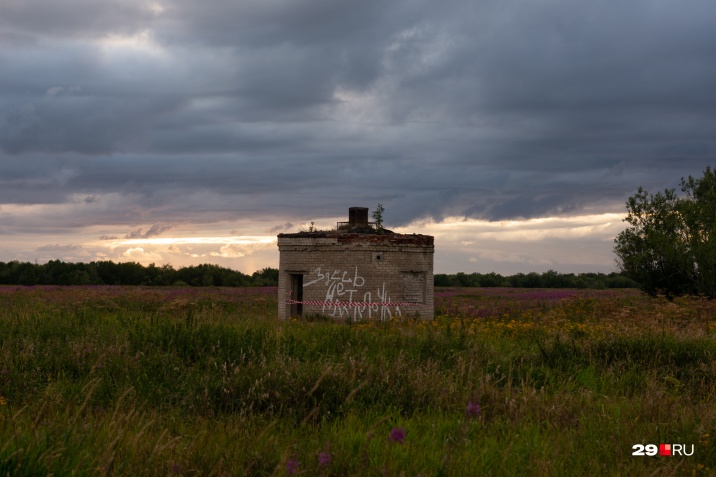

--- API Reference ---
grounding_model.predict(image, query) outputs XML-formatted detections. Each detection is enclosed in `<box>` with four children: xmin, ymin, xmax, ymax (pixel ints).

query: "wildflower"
<box><xmin>318</xmin><ymin>451</ymin><xmax>331</xmax><ymax>466</ymax></box>
<box><xmin>285</xmin><ymin>458</ymin><xmax>300</xmax><ymax>475</ymax></box>
<box><xmin>388</xmin><ymin>427</ymin><xmax>406</xmax><ymax>445</ymax></box>
<box><xmin>170</xmin><ymin>463</ymin><xmax>182</xmax><ymax>474</ymax></box>
<box><xmin>0</xmin><ymin>396</ymin><xmax>7</xmax><ymax>406</ymax></box>
<box><xmin>466</xmin><ymin>399</ymin><xmax>481</xmax><ymax>418</ymax></box>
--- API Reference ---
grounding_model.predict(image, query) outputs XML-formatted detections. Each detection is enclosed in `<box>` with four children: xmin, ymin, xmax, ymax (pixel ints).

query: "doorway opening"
<box><xmin>290</xmin><ymin>273</ymin><xmax>303</xmax><ymax>317</ymax></box>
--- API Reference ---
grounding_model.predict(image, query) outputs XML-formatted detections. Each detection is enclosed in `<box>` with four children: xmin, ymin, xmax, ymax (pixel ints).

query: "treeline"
<box><xmin>0</xmin><ymin>260</ymin><xmax>638</xmax><ymax>289</ymax></box>
<box><xmin>0</xmin><ymin>260</ymin><xmax>279</xmax><ymax>287</ymax></box>
<box><xmin>434</xmin><ymin>270</ymin><xmax>639</xmax><ymax>289</ymax></box>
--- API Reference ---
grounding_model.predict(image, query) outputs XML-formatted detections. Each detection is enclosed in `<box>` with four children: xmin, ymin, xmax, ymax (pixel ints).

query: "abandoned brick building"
<box><xmin>277</xmin><ymin>207</ymin><xmax>434</xmax><ymax>321</ymax></box>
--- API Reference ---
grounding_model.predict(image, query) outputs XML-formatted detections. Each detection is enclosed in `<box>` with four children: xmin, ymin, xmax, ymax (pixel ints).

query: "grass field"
<box><xmin>0</xmin><ymin>285</ymin><xmax>715</xmax><ymax>476</ymax></box>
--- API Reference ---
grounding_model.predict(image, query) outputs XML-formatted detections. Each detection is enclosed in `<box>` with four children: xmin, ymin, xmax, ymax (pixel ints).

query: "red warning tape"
<box><xmin>286</xmin><ymin>299</ymin><xmax>424</xmax><ymax>307</ymax></box>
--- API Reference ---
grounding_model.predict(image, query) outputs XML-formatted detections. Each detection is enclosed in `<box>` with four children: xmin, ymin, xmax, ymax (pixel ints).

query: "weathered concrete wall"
<box><xmin>277</xmin><ymin>232</ymin><xmax>434</xmax><ymax>320</ymax></box>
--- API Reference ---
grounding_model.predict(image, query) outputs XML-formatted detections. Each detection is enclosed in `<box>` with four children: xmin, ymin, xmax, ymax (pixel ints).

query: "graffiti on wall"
<box><xmin>303</xmin><ymin>266</ymin><xmax>402</xmax><ymax>321</ymax></box>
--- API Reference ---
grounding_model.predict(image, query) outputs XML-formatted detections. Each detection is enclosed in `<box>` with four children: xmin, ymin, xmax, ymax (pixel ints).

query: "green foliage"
<box><xmin>0</xmin><ymin>259</ymin><xmax>638</xmax><ymax>290</ymax></box>
<box><xmin>614</xmin><ymin>166</ymin><xmax>716</xmax><ymax>297</ymax></box>
<box><xmin>0</xmin><ymin>260</ymin><xmax>278</xmax><ymax>287</ymax></box>
<box><xmin>433</xmin><ymin>270</ymin><xmax>638</xmax><ymax>289</ymax></box>
<box><xmin>0</xmin><ymin>288</ymin><xmax>715</xmax><ymax>475</ymax></box>
<box><xmin>372</xmin><ymin>203</ymin><xmax>385</xmax><ymax>231</ymax></box>
<box><xmin>251</xmin><ymin>267</ymin><xmax>279</xmax><ymax>286</ymax></box>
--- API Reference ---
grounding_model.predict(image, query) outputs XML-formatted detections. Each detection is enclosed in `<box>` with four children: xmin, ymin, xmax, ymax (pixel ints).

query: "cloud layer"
<box><xmin>2</xmin><ymin>0</ymin><xmax>715</xmax><ymax>272</ymax></box>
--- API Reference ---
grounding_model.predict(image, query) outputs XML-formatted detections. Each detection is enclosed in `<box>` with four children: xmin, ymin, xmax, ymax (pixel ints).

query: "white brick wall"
<box><xmin>277</xmin><ymin>233</ymin><xmax>434</xmax><ymax>320</ymax></box>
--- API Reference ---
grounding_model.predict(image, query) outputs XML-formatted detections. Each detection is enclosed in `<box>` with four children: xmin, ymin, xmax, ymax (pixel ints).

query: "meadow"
<box><xmin>0</xmin><ymin>285</ymin><xmax>715</xmax><ymax>476</ymax></box>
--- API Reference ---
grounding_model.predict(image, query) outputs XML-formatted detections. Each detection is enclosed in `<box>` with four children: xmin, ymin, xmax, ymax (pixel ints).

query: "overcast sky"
<box><xmin>1</xmin><ymin>0</ymin><xmax>715</xmax><ymax>274</ymax></box>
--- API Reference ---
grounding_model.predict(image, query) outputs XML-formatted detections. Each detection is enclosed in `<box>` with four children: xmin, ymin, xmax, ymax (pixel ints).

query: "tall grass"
<box><xmin>0</xmin><ymin>286</ymin><xmax>714</xmax><ymax>475</ymax></box>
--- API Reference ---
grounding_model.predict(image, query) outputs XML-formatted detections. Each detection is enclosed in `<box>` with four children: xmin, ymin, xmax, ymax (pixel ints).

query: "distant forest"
<box><xmin>0</xmin><ymin>260</ymin><xmax>278</xmax><ymax>287</ymax></box>
<box><xmin>0</xmin><ymin>260</ymin><xmax>638</xmax><ymax>289</ymax></box>
<box><xmin>434</xmin><ymin>271</ymin><xmax>638</xmax><ymax>289</ymax></box>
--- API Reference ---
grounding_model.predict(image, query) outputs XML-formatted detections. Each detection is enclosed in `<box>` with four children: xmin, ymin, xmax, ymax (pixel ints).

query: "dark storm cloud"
<box><xmin>1</xmin><ymin>0</ymin><xmax>716</xmax><ymax>230</ymax></box>
<box><xmin>162</xmin><ymin>0</ymin><xmax>418</xmax><ymax>47</ymax></box>
<box><xmin>0</xmin><ymin>94</ymin><xmax>184</xmax><ymax>154</ymax></box>
<box><xmin>266</xmin><ymin>223</ymin><xmax>295</xmax><ymax>233</ymax></box>
<box><xmin>124</xmin><ymin>223</ymin><xmax>173</xmax><ymax>239</ymax></box>
<box><xmin>0</xmin><ymin>0</ymin><xmax>158</xmax><ymax>39</ymax></box>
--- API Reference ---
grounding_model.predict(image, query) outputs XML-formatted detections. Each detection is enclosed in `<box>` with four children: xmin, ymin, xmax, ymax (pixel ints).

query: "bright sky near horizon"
<box><xmin>1</xmin><ymin>0</ymin><xmax>715</xmax><ymax>274</ymax></box>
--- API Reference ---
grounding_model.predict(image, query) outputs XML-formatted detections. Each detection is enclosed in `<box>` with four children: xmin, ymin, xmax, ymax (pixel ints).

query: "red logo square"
<box><xmin>659</xmin><ymin>444</ymin><xmax>671</xmax><ymax>456</ymax></box>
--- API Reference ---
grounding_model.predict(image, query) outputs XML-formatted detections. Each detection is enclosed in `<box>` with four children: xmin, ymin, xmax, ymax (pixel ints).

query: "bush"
<box><xmin>614</xmin><ymin>166</ymin><xmax>716</xmax><ymax>297</ymax></box>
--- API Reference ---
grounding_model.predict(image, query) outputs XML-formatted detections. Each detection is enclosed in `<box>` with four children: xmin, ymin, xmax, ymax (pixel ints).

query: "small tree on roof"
<box><xmin>372</xmin><ymin>204</ymin><xmax>385</xmax><ymax>232</ymax></box>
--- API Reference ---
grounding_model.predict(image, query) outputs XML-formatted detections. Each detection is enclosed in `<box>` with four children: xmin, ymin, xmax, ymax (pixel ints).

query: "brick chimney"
<box><xmin>348</xmin><ymin>207</ymin><xmax>369</xmax><ymax>228</ymax></box>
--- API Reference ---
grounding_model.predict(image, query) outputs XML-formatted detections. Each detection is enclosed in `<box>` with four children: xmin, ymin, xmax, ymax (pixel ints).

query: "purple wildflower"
<box><xmin>466</xmin><ymin>399</ymin><xmax>481</xmax><ymax>418</ymax></box>
<box><xmin>285</xmin><ymin>458</ymin><xmax>300</xmax><ymax>475</ymax></box>
<box><xmin>318</xmin><ymin>451</ymin><xmax>331</xmax><ymax>466</ymax></box>
<box><xmin>388</xmin><ymin>427</ymin><xmax>406</xmax><ymax>444</ymax></box>
<box><xmin>170</xmin><ymin>463</ymin><xmax>182</xmax><ymax>475</ymax></box>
